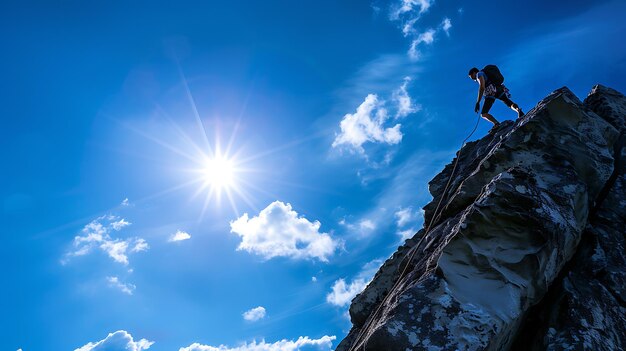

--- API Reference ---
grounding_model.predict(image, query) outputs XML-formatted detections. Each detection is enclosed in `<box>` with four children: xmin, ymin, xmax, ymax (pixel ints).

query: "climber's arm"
<box><xmin>476</xmin><ymin>75</ymin><xmax>485</xmax><ymax>103</ymax></box>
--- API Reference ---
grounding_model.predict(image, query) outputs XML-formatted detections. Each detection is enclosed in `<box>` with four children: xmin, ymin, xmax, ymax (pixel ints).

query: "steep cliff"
<box><xmin>336</xmin><ymin>85</ymin><xmax>626</xmax><ymax>351</ymax></box>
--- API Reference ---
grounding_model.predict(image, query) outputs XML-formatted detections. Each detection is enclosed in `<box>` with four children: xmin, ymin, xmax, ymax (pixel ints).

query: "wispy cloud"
<box><xmin>179</xmin><ymin>336</ymin><xmax>336</xmax><ymax>351</ymax></box>
<box><xmin>63</xmin><ymin>215</ymin><xmax>149</xmax><ymax>266</ymax></box>
<box><xmin>132</xmin><ymin>238</ymin><xmax>149</xmax><ymax>253</ymax></box>
<box><xmin>392</xmin><ymin>76</ymin><xmax>420</xmax><ymax>118</ymax></box>
<box><xmin>415</xmin><ymin>28</ymin><xmax>435</xmax><ymax>44</ymax></box>
<box><xmin>354</xmin><ymin>149</ymin><xmax>454</xmax><ymax>239</ymax></box>
<box><xmin>230</xmin><ymin>201</ymin><xmax>341</xmax><ymax>262</ymax></box>
<box><xmin>394</xmin><ymin>207</ymin><xmax>424</xmax><ymax>240</ymax></box>
<box><xmin>111</xmin><ymin>218</ymin><xmax>131</xmax><ymax>231</ymax></box>
<box><xmin>394</xmin><ymin>207</ymin><xmax>415</xmax><ymax>227</ymax></box>
<box><xmin>107</xmin><ymin>276</ymin><xmax>136</xmax><ymax>295</ymax></box>
<box><xmin>242</xmin><ymin>306</ymin><xmax>266</xmax><ymax>322</ymax></box>
<box><xmin>386</xmin><ymin>0</ymin><xmax>454</xmax><ymax>61</ymax></box>
<box><xmin>169</xmin><ymin>230</ymin><xmax>191</xmax><ymax>242</ymax></box>
<box><xmin>326</xmin><ymin>259</ymin><xmax>383</xmax><ymax>307</ymax></box>
<box><xmin>338</xmin><ymin>54</ymin><xmax>419</xmax><ymax>101</ymax></box>
<box><xmin>121</xmin><ymin>198</ymin><xmax>130</xmax><ymax>206</ymax></box>
<box><xmin>74</xmin><ymin>330</ymin><xmax>153</xmax><ymax>351</ymax></box>
<box><xmin>339</xmin><ymin>217</ymin><xmax>377</xmax><ymax>237</ymax></box>
<box><xmin>441</xmin><ymin>17</ymin><xmax>452</xmax><ymax>36</ymax></box>
<box><xmin>390</xmin><ymin>0</ymin><xmax>434</xmax><ymax>20</ymax></box>
<box><xmin>408</xmin><ymin>28</ymin><xmax>436</xmax><ymax>60</ymax></box>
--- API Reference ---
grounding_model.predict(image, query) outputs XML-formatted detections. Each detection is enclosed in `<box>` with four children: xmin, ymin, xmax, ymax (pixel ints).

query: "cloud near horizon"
<box><xmin>230</xmin><ymin>201</ymin><xmax>340</xmax><ymax>262</ymax></box>
<box><xmin>74</xmin><ymin>330</ymin><xmax>153</xmax><ymax>351</ymax></box>
<box><xmin>178</xmin><ymin>336</ymin><xmax>336</xmax><ymax>351</ymax></box>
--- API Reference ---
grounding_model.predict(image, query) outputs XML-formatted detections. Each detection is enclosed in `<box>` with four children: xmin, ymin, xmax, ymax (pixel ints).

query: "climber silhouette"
<box><xmin>469</xmin><ymin>65</ymin><xmax>524</xmax><ymax>128</ymax></box>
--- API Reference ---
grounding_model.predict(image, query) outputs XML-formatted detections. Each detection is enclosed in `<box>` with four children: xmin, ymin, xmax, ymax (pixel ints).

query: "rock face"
<box><xmin>336</xmin><ymin>85</ymin><xmax>626</xmax><ymax>351</ymax></box>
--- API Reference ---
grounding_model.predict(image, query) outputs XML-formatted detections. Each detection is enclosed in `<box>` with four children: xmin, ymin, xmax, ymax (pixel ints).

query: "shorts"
<box><xmin>482</xmin><ymin>84</ymin><xmax>515</xmax><ymax>114</ymax></box>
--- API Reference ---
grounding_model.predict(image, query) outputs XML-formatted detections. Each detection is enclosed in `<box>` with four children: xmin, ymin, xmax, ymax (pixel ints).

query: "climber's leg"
<box><xmin>481</xmin><ymin>97</ymin><xmax>500</xmax><ymax>126</ymax></box>
<box><xmin>499</xmin><ymin>91</ymin><xmax>524</xmax><ymax>118</ymax></box>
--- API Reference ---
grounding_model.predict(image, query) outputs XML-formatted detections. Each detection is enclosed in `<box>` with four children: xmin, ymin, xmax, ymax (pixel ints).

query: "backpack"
<box><xmin>482</xmin><ymin>65</ymin><xmax>504</xmax><ymax>85</ymax></box>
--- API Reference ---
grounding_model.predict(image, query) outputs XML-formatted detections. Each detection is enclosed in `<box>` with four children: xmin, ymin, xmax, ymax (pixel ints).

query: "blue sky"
<box><xmin>2</xmin><ymin>1</ymin><xmax>625</xmax><ymax>350</ymax></box>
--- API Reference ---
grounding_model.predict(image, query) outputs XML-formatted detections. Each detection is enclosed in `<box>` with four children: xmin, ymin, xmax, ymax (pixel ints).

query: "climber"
<box><xmin>468</xmin><ymin>65</ymin><xmax>524</xmax><ymax>128</ymax></box>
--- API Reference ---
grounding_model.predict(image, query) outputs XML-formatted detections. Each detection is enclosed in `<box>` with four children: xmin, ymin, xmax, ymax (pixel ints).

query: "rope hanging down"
<box><xmin>348</xmin><ymin>112</ymin><xmax>483</xmax><ymax>351</ymax></box>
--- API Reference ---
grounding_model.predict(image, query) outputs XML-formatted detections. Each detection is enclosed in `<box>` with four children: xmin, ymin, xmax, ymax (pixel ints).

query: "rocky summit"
<box><xmin>336</xmin><ymin>85</ymin><xmax>626</xmax><ymax>351</ymax></box>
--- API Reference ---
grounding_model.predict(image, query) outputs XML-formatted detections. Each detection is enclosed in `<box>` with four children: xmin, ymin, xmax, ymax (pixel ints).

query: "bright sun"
<box><xmin>189</xmin><ymin>142</ymin><xmax>253</xmax><ymax>217</ymax></box>
<box><xmin>202</xmin><ymin>156</ymin><xmax>235</xmax><ymax>189</ymax></box>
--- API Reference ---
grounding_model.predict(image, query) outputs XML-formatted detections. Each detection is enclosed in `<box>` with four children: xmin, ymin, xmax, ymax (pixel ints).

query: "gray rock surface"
<box><xmin>511</xmin><ymin>85</ymin><xmax>626</xmax><ymax>351</ymax></box>
<box><xmin>336</xmin><ymin>86</ymin><xmax>625</xmax><ymax>351</ymax></box>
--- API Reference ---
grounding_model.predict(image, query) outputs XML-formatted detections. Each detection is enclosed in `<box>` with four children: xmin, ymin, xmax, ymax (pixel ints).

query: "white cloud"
<box><xmin>230</xmin><ymin>201</ymin><xmax>340</xmax><ymax>262</ymax></box>
<box><xmin>386</xmin><ymin>1</ymin><xmax>453</xmax><ymax>62</ymax></box>
<box><xmin>339</xmin><ymin>218</ymin><xmax>377</xmax><ymax>236</ymax></box>
<box><xmin>329</xmin><ymin>54</ymin><xmax>421</xmax><ymax>165</ymax></box>
<box><xmin>169</xmin><ymin>230</ymin><xmax>192</xmax><ymax>242</ymax></box>
<box><xmin>408</xmin><ymin>28</ymin><xmax>436</xmax><ymax>61</ymax></box>
<box><xmin>326</xmin><ymin>278</ymin><xmax>368</xmax><ymax>307</ymax></box>
<box><xmin>397</xmin><ymin>228</ymin><xmax>416</xmax><ymax>241</ymax></box>
<box><xmin>121</xmin><ymin>198</ymin><xmax>130</xmax><ymax>206</ymax></box>
<box><xmin>131</xmin><ymin>238</ymin><xmax>149</xmax><ymax>252</ymax></box>
<box><xmin>402</xmin><ymin>17</ymin><xmax>418</xmax><ymax>36</ymax></box>
<box><xmin>395</xmin><ymin>207</ymin><xmax>417</xmax><ymax>227</ymax></box>
<box><xmin>107</xmin><ymin>276</ymin><xmax>136</xmax><ymax>295</ymax></box>
<box><xmin>359</xmin><ymin>219</ymin><xmax>376</xmax><ymax>231</ymax></box>
<box><xmin>111</xmin><ymin>218</ymin><xmax>131</xmax><ymax>231</ymax></box>
<box><xmin>75</xmin><ymin>330</ymin><xmax>153</xmax><ymax>351</ymax></box>
<box><xmin>392</xmin><ymin>76</ymin><xmax>419</xmax><ymax>118</ymax></box>
<box><xmin>356</xmin><ymin>151</ymin><xmax>448</xmax><ymax>241</ymax></box>
<box><xmin>332</xmin><ymin>94</ymin><xmax>402</xmax><ymax>153</ymax></box>
<box><xmin>179</xmin><ymin>336</ymin><xmax>336</xmax><ymax>351</ymax></box>
<box><xmin>243</xmin><ymin>306</ymin><xmax>266</xmax><ymax>322</ymax></box>
<box><xmin>391</xmin><ymin>0</ymin><xmax>434</xmax><ymax>20</ymax></box>
<box><xmin>326</xmin><ymin>259</ymin><xmax>383</xmax><ymax>307</ymax></box>
<box><xmin>100</xmin><ymin>240</ymin><xmax>131</xmax><ymax>264</ymax></box>
<box><xmin>441</xmin><ymin>17</ymin><xmax>452</xmax><ymax>36</ymax></box>
<box><xmin>312</xmin><ymin>276</ymin><xmax>318</xmax><ymax>282</ymax></box>
<box><xmin>63</xmin><ymin>215</ymin><xmax>148</xmax><ymax>266</ymax></box>
<box><xmin>394</xmin><ymin>207</ymin><xmax>424</xmax><ymax>240</ymax></box>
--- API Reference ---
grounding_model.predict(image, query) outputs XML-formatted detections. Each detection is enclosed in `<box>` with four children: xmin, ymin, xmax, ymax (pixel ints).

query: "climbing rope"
<box><xmin>347</xmin><ymin>112</ymin><xmax>483</xmax><ymax>351</ymax></box>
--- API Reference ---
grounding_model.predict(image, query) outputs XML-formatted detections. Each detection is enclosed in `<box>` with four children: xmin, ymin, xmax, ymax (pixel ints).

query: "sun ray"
<box><xmin>236</xmin><ymin>129</ymin><xmax>330</xmax><ymax>164</ymax></box>
<box><xmin>225</xmin><ymin>188</ymin><xmax>239</xmax><ymax>217</ymax></box>
<box><xmin>108</xmin><ymin>114</ymin><xmax>201</xmax><ymax>165</ymax></box>
<box><xmin>225</xmin><ymin>118</ymin><xmax>241</xmax><ymax>158</ymax></box>
<box><xmin>198</xmin><ymin>184</ymin><xmax>216</xmax><ymax>221</ymax></box>
<box><xmin>155</xmin><ymin>104</ymin><xmax>210</xmax><ymax>160</ymax></box>
<box><xmin>228</xmin><ymin>183</ymin><xmax>258</xmax><ymax>214</ymax></box>
<box><xmin>236</xmin><ymin>178</ymin><xmax>283</xmax><ymax>203</ymax></box>
<box><xmin>177</xmin><ymin>64</ymin><xmax>214</xmax><ymax>156</ymax></box>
